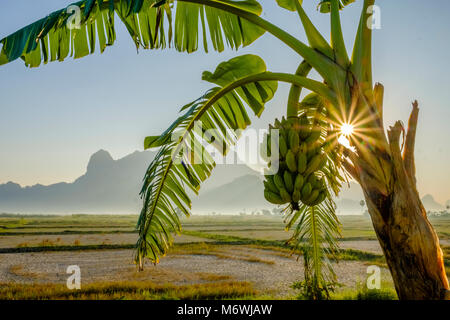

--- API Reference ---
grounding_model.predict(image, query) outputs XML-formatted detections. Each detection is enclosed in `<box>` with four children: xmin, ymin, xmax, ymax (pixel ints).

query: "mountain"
<box><xmin>0</xmin><ymin>149</ymin><xmax>260</xmax><ymax>214</ymax></box>
<box><xmin>421</xmin><ymin>194</ymin><xmax>444</xmax><ymax>212</ymax></box>
<box><xmin>0</xmin><ymin>150</ymin><xmax>155</xmax><ymax>214</ymax></box>
<box><xmin>2</xmin><ymin>149</ymin><xmax>439</xmax><ymax>215</ymax></box>
<box><xmin>193</xmin><ymin>174</ymin><xmax>267</xmax><ymax>214</ymax></box>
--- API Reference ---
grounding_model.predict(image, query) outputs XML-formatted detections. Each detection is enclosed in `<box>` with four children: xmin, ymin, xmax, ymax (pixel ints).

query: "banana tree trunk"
<box><xmin>343</xmin><ymin>99</ymin><xmax>449</xmax><ymax>300</ymax></box>
<box><xmin>363</xmin><ymin>167</ymin><xmax>449</xmax><ymax>300</ymax></box>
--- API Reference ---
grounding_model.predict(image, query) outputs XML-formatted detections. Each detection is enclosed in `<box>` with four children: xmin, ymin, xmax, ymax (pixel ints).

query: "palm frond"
<box><xmin>136</xmin><ymin>54</ymin><xmax>277</xmax><ymax>267</ymax></box>
<box><xmin>0</xmin><ymin>0</ymin><xmax>264</xmax><ymax>68</ymax></box>
<box><xmin>287</xmin><ymin>200</ymin><xmax>341</xmax><ymax>299</ymax></box>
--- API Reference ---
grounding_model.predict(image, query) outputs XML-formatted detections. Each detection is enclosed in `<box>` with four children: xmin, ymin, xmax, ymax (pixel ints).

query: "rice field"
<box><xmin>0</xmin><ymin>213</ymin><xmax>448</xmax><ymax>300</ymax></box>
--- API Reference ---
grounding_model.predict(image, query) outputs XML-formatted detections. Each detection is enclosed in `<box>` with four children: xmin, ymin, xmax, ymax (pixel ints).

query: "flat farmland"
<box><xmin>0</xmin><ymin>213</ymin><xmax>448</xmax><ymax>299</ymax></box>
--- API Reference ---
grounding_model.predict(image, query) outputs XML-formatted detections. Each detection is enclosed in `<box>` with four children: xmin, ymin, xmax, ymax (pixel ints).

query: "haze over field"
<box><xmin>0</xmin><ymin>150</ymin><xmax>447</xmax><ymax>215</ymax></box>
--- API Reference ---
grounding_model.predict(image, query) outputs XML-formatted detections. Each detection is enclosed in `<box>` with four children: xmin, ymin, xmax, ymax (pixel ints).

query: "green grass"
<box><xmin>0</xmin><ymin>280</ymin><xmax>256</xmax><ymax>300</ymax></box>
<box><xmin>332</xmin><ymin>280</ymin><xmax>397</xmax><ymax>300</ymax></box>
<box><xmin>333</xmin><ymin>287</ymin><xmax>397</xmax><ymax>300</ymax></box>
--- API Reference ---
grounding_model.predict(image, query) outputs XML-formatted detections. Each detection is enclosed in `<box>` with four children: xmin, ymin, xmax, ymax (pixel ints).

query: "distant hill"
<box><xmin>0</xmin><ymin>149</ymin><xmax>443</xmax><ymax>215</ymax></box>
<box><xmin>193</xmin><ymin>174</ymin><xmax>267</xmax><ymax>214</ymax></box>
<box><xmin>421</xmin><ymin>194</ymin><xmax>444</xmax><ymax>212</ymax></box>
<box><xmin>0</xmin><ymin>150</ymin><xmax>260</xmax><ymax>214</ymax></box>
<box><xmin>0</xmin><ymin>150</ymin><xmax>155</xmax><ymax>214</ymax></box>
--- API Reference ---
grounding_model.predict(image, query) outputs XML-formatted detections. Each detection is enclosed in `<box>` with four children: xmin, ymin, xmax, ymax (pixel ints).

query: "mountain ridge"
<box><xmin>0</xmin><ymin>150</ymin><xmax>445</xmax><ymax>214</ymax></box>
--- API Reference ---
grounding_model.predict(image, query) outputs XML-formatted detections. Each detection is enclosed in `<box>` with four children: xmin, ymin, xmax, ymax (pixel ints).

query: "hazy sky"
<box><xmin>0</xmin><ymin>0</ymin><xmax>449</xmax><ymax>203</ymax></box>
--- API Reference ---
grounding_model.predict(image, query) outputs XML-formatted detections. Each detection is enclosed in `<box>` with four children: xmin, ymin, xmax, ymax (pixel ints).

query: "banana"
<box><xmin>283</xmin><ymin>171</ymin><xmax>294</xmax><ymax>193</ymax></box>
<box><xmin>314</xmin><ymin>180</ymin><xmax>322</xmax><ymax>190</ymax></box>
<box><xmin>301</xmin><ymin>182</ymin><xmax>312</xmax><ymax>199</ymax></box>
<box><xmin>274</xmin><ymin>174</ymin><xmax>286</xmax><ymax>191</ymax></box>
<box><xmin>297</xmin><ymin>152</ymin><xmax>307</xmax><ymax>174</ymax></box>
<box><xmin>307</xmin><ymin>147</ymin><xmax>317</xmax><ymax>161</ymax></box>
<box><xmin>318</xmin><ymin>156</ymin><xmax>327</xmax><ymax>173</ymax></box>
<box><xmin>312</xmin><ymin>191</ymin><xmax>326</xmax><ymax>206</ymax></box>
<box><xmin>264</xmin><ymin>190</ymin><xmax>285</xmax><ymax>205</ymax></box>
<box><xmin>315</xmin><ymin>177</ymin><xmax>325</xmax><ymax>189</ymax></box>
<box><xmin>279</xmin><ymin>188</ymin><xmax>292</xmax><ymax>203</ymax></box>
<box><xmin>294</xmin><ymin>174</ymin><xmax>304</xmax><ymax>191</ymax></box>
<box><xmin>279</xmin><ymin>136</ymin><xmax>288</xmax><ymax>158</ymax></box>
<box><xmin>307</xmin><ymin>174</ymin><xmax>318</xmax><ymax>187</ymax></box>
<box><xmin>288</xmin><ymin>129</ymin><xmax>300</xmax><ymax>153</ymax></box>
<box><xmin>260</xmin><ymin>134</ymin><xmax>269</xmax><ymax>161</ymax></box>
<box><xmin>286</xmin><ymin>150</ymin><xmax>297</xmax><ymax>172</ymax></box>
<box><xmin>306</xmin><ymin>127</ymin><xmax>321</xmax><ymax>144</ymax></box>
<box><xmin>274</xmin><ymin>119</ymin><xmax>282</xmax><ymax>129</ymax></box>
<box><xmin>304</xmin><ymin>153</ymin><xmax>325</xmax><ymax>176</ymax></box>
<box><xmin>299</xmin><ymin>116</ymin><xmax>311</xmax><ymax>139</ymax></box>
<box><xmin>263</xmin><ymin>115</ymin><xmax>331</xmax><ymax>208</ymax></box>
<box><xmin>264</xmin><ymin>177</ymin><xmax>279</xmax><ymax>194</ymax></box>
<box><xmin>266</xmin><ymin>133</ymin><xmax>274</xmax><ymax>158</ymax></box>
<box><xmin>304</xmin><ymin>189</ymin><xmax>319</xmax><ymax>205</ymax></box>
<box><xmin>300</xmin><ymin>143</ymin><xmax>308</xmax><ymax>154</ymax></box>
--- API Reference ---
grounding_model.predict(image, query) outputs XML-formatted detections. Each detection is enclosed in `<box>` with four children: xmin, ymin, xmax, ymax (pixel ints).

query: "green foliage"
<box><xmin>275</xmin><ymin>0</ymin><xmax>301</xmax><ymax>12</ymax></box>
<box><xmin>137</xmin><ymin>54</ymin><xmax>277</xmax><ymax>265</ymax></box>
<box><xmin>334</xmin><ymin>281</ymin><xmax>397</xmax><ymax>300</ymax></box>
<box><xmin>292</xmin><ymin>262</ymin><xmax>340</xmax><ymax>300</ymax></box>
<box><xmin>317</xmin><ymin>0</ymin><xmax>356</xmax><ymax>13</ymax></box>
<box><xmin>286</xmin><ymin>205</ymin><xmax>341</xmax><ymax>300</ymax></box>
<box><xmin>354</xmin><ymin>288</ymin><xmax>396</xmax><ymax>300</ymax></box>
<box><xmin>0</xmin><ymin>0</ymin><xmax>265</xmax><ymax>67</ymax></box>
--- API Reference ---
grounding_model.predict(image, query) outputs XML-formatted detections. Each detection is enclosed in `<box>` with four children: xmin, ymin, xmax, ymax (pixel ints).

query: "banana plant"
<box><xmin>1</xmin><ymin>0</ymin><xmax>449</xmax><ymax>299</ymax></box>
<box><xmin>287</xmin><ymin>200</ymin><xmax>341</xmax><ymax>299</ymax></box>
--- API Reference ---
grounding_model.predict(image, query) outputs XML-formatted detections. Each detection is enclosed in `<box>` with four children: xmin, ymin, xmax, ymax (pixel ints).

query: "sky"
<box><xmin>0</xmin><ymin>0</ymin><xmax>449</xmax><ymax>204</ymax></box>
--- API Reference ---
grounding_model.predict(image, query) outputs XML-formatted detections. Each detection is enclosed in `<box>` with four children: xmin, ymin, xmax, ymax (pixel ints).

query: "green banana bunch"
<box><xmin>262</xmin><ymin>114</ymin><xmax>329</xmax><ymax>209</ymax></box>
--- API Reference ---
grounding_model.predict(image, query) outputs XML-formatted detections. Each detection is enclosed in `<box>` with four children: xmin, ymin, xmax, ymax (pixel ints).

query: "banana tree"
<box><xmin>1</xmin><ymin>0</ymin><xmax>449</xmax><ymax>299</ymax></box>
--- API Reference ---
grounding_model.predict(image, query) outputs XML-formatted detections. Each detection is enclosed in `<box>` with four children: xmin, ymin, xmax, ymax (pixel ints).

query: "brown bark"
<box><xmin>344</xmin><ymin>97</ymin><xmax>449</xmax><ymax>300</ymax></box>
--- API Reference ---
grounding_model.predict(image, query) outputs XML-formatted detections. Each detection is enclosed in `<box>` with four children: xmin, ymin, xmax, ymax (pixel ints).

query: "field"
<box><xmin>0</xmin><ymin>213</ymin><xmax>448</xmax><ymax>300</ymax></box>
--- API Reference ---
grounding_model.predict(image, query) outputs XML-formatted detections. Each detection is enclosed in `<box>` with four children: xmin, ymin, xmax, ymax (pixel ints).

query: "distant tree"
<box><xmin>359</xmin><ymin>200</ymin><xmax>365</xmax><ymax>215</ymax></box>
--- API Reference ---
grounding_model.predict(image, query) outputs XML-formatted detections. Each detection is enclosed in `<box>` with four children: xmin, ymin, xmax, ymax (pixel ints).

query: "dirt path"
<box><xmin>338</xmin><ymin>239</ymin><xmax>449</xmax><ymax>254</ymax></box>
<box><xmin>0</xmin><ymin>246</ymin><xmax>392</xmax><ymax>297</ymax></box>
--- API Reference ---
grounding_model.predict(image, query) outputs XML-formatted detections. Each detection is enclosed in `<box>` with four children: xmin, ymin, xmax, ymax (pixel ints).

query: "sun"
<box><xmin>340</xmin><ymin>123</ymin><xmax>354</xmax><ymax>136</ymax></box>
